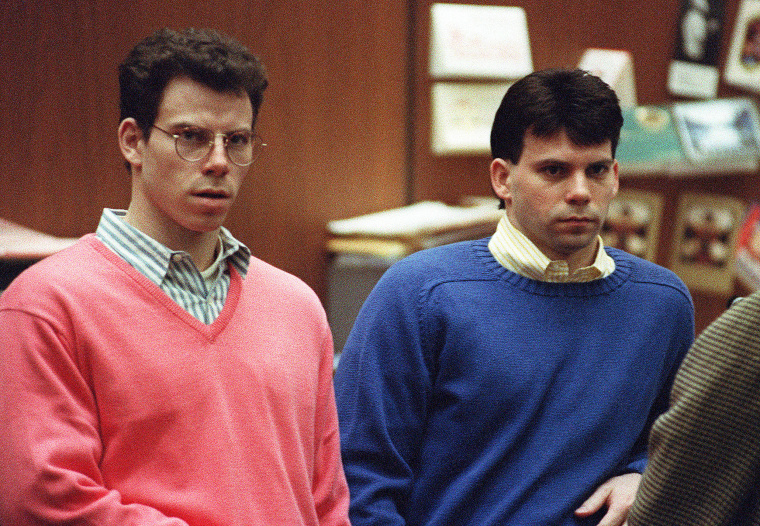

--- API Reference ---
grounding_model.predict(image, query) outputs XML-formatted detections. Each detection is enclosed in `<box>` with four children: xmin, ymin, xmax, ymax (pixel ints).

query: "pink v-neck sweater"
<box><xmin>0</xmin><ymin>235</ymin><xmax>350</xmax><ymax>526</ymax></box>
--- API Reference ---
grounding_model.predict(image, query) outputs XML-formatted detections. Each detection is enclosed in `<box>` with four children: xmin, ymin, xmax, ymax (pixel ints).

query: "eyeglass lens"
<box><xmin>174</xmin><ymin>127</ymin><xmax>264</xmax><ymax>166</ymax></box>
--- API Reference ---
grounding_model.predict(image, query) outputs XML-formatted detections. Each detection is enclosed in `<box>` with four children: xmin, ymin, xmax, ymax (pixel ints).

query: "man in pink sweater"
<box><xmin>0</xmin><ymin>28</ymin><xmax>350</xmax><ymax>526</ymax></box>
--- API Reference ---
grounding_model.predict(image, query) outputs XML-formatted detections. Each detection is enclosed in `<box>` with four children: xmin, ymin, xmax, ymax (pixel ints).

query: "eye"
<box><xmin>227</xmin><ymin>131</ymin><xmax>252</xmax><ymax>147</ymax></box>
<box><xmin>541</xmin><ymin>165</ymin><xmax>563</xmax><ymax>177</ymax></box>
<box><xmin>177</xmin><ymin>127</ymin><xmax>211</xmax><ymax>146</ymax></box>
<box><xmin>587</xmin><ymin>164</ymin><xmax>610</xmax><ymax>178</ymax></box>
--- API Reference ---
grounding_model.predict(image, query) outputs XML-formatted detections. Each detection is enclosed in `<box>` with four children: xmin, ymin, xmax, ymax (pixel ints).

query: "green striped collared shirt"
<box><xmin>95</xmin><ymin>209</ymin><xmax>250</xmax><ymax>324</ymax></box>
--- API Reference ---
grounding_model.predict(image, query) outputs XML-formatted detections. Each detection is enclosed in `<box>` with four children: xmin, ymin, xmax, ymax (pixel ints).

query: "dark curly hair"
<box><xmin>119</xmin><ymin>28</ymin><xmax>268</xmax><ymax>137</ymax></box>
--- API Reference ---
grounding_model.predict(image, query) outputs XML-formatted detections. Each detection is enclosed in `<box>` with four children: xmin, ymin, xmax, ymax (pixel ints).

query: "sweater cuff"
<box><xmin>624</xmin><ymin>457</ymin><xmax>647</xmax><ymax>474</ymax></box>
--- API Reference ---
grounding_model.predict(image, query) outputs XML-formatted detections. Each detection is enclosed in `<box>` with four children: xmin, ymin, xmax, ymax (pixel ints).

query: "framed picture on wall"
<box><xmin>430</xmin><ymin>82</ymin><xmax>512</xmax><ymax>155</ymax></box>
<box><xmin>601</xmin><ymin>189</ymin><xmax>664</xmax><ymax>262</ymax></box>
<box><xmin>671</xmin><ymin>97</ymin><xmax>760</xmax><ymax>162</ymax></box>
<box><xmin>724</xmin><ymin>0</ymin><xmax>760</xmax><ymax>92</ymax></box>
<box><xmin>670</xmin><ymin>192</ymin><xmax>746</xmax><ymax>295</ymax></box>
<box><xmin>667</xmin><ymin>0</ymin><xmax>724</xmax><ymax>99</ymax></box>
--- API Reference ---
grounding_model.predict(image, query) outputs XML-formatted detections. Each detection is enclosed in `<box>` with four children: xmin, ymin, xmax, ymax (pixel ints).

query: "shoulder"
<box><xmin>1</xmin><ymin>235</ymin><xmax>105</xmax><ymax>305</ymax></box>
<box><xmin>243</xmin><ymin>255</ymin><xmax>324</xmax><ymax>311</ymax></box>
<box><xmin>0</xmin><ymin>235</ymin><xmax>127</xmax><ymax>331</ymax></box>
<box><xmin>339</xmin><ymin>239</ymin><xmax>492</xmax><ymax>322</ymax></box>
<box><xmin>381</xmin><ymin>238</ymin><xmax>492</xmax><ymax>288</ymax></box>
<box><xmin>699</xmin><ymin>291</ymin><xmax>760</xmax><ymax>346</ymax></box>
<box><xmin>607</xmin><ymin>247</ymin><xmax>692</xmax><ymax>303</ymax></box>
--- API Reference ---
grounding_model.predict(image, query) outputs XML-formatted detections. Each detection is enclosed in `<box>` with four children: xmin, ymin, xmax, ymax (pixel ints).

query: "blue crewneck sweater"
<box><xmin>334</xmin><ymin>238</ymin><xmax>694</xmax><ymax>526</ymax></box>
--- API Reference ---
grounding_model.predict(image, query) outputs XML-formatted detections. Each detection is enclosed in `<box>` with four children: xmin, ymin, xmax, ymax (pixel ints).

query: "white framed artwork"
<box><xmin>672</xmin><ymin>97</ymin><xmax>760</xmax><ymax>162</ymax></box>
<box><xmin>430</xmin><ymin>82</ymin><xmax>512</xmax><ymax>155</ymax></box>
<box><xmin>428</xmin><ymin>3</ymin><xmax>532</xmax><ymax>79</ymax></box>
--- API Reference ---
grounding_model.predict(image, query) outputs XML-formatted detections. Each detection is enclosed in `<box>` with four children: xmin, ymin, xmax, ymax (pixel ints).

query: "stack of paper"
<box><xmin>326</xmin><ymin>200</ymin><xmax>502</xmax><ymax>259</ymax></box>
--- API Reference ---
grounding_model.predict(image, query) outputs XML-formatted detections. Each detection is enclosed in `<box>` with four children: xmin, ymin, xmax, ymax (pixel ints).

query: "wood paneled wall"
<box><xmin>2</xmin><ymin>0</ymin><xmax>757</xmax><ymax>332</ymax></box>
<box><xmin>0</xmin><ymin>0</ymin><xmax>409</xmax><ymax>299</ymax></box>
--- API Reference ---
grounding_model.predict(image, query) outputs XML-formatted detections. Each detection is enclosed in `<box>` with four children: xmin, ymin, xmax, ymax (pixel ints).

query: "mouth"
<box><xmin>193</xmin><ymin>189</ymin><xmax>231</xmax><ymax>200</ymax></box>
<box><xmin>558</xmin><ymin>216</ymin><xmax>597</xmax><ymax>229</ymax></box>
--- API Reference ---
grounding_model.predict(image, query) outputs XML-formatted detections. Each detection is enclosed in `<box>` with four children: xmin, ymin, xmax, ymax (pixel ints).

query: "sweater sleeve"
<box><xmin>0</xmin><ymin>306</ymin><xmax>188</xmax><ymax>526</ymax></box>
<box><xmin>312</xmin><ymin>327</ymin><xmax>352</xmax><ymax>526</ymax></box>
<box><xmin>622</xmin><ymin>284</ymin><xmax>695</xmax><ymax>477</ymax></box>
<box><xmin>628</xmin><ymin>292</ymin><xmax>760</xmax><ymax>526</ymax></box>
<box><xmin>333</xmin><ymin>263</ymin><xmax>434</xmax><ymax>526</ymax></box>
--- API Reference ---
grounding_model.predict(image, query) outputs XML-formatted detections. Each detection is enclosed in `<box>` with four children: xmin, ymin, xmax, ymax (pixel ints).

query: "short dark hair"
<box><xmin>490</xmin><ymin>68</ymin><xmax>623</xmax><ymax>164</ymax></box>
<box><xmin>119</xmin><ymin>28</ymin><xmax>268</xmax><ymax>137</ymax></box>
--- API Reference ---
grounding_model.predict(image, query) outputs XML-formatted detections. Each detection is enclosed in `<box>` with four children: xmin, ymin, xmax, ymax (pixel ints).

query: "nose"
<box><xmin>565</xmin><ymin>171</ymin><xmax>591</xmax><ymax>205</ymax></box>
<box><xmin>203</xmin><ymin>135</ymin><xmax>230</xmax><ymax>176</ymax></box>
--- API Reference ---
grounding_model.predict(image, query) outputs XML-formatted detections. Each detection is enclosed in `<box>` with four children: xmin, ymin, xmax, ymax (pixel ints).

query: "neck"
<box><xmin>180</xmin><ymin>234</ymin><xmax>220</xmax><ymax>271</ymax></box>
<box><xmin>123</xmin><ymin>208</ymin><xmax>220</xmax><ymax>271</ymax></box>
<box><xmin>562</xmin><ymin>239</ymin><xmax>599</xmax><ymax>273</ymax></box>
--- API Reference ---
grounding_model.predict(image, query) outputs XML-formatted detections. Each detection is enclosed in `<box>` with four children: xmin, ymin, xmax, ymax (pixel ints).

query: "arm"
<box><xmin>577</xmin><ymin>284</ymin><xmax>695</xmax><ymax>526</ymax></box>
<box><xmin>0</xmin><ymin>308</ymin><xmax>188</xmax><ymax>526</ymax></box>
<box><xmin>624</xmin><ymin>283</ymin><xmax>696</xmax><ymax>475</ymax></box>
<box><xmin>628</xmin><ymin>292</ymin><xmax>760</xmax><ymax>525</ymax></box>
<box><xmin>313</xmin><ymin>330</ymin><xmax>351</xmax><ymax>526</ymax></box>
<box><xmin>333</xmin><ymin>265</ymin><xmax>433</xmax><ymax>526</ymax></box>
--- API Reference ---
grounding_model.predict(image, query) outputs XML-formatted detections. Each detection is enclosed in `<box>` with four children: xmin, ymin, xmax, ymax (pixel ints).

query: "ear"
<box><xmin>118</xmin><ymin>118</ymin><xmax>144</xmax><ymax>171</ymax></box>
<box><xmin>490</xmin><ymin>158</ymin><xmax>511</xmax><ymax>204</ymax></box>
<box><xmin>611</xmin><ymin>159</ymin><xmax>620</xmax><ymax>197</ymax></box>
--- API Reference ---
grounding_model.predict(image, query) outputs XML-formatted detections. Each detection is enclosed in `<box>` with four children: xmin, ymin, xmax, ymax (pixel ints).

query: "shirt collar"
<box><xmin>95</xmin><ymin>208</ymin><xmax>251</xmax><ymax>285</ymax></box>
<box><xmin>488</xmin><ymin>213</ymin><xmax>615</xmax><ymax>282</ymax></box>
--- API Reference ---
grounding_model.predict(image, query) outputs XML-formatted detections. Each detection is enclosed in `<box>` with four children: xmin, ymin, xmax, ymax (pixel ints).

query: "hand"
<box><xmin>574</xmin><ymin>472</ymin><xmax>641</xmax><ymax>526</ymax></box>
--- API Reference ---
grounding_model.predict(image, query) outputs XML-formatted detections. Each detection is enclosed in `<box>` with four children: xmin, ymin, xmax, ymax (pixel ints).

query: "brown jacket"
<box><xmin>628</xmin><ymin>291</ymin><xmax>760</xmax><ymax>525</ymax></box>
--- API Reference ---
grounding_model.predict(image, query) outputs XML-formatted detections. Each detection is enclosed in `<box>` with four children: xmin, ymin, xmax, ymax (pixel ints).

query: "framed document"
<box><xmin>429</xmin><ymin>3</ymin><xmax>532</xmax><ymax>79</ymax></box>
<box><xmin>616</xmin><ymin>105</ymin><xmax>687</xmax><ymax>174</ymax></box>
<box><xmin>577</xmin><ymin>48</ymin><xmax>637</xmax><ymax>109</ymax></box>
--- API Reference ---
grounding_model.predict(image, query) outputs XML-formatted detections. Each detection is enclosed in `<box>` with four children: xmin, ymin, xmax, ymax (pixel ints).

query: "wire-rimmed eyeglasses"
<box><xmin>151</xmin><ymin>125</ymin><xmax>266</xmax><ymax>167</ymax></box>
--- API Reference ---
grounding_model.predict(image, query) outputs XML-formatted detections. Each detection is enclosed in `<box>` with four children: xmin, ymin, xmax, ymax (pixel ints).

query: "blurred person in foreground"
<box><xmin>628</xmin><ymin>291</ymin><xmax>760</xmax><ymax>526</ymax></box>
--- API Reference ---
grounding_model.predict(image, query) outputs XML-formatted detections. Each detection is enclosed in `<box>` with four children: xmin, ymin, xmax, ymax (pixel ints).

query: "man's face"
<box><xmin>492</xmin><ymin>129</ymin><xmax>619</xmax><ymax>269</ymax></box>
<box><xmin>125</xmin><ymin>76</ymin><xmax>254</xmax><ymax>247</ymax></box>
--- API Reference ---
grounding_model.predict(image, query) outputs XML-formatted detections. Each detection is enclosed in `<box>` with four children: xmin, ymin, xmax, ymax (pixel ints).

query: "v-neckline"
<box><xmin>90</xmin><ymin>236</ymin><xmax>242</xmax><ymax>340</ymax></box>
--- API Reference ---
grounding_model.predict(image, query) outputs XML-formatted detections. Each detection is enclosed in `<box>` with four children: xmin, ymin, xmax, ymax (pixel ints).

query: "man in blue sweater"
<box><xmin>333</xmin><ymin>68</ymin><xmax>695</xmax><ymax>526</ymax></box>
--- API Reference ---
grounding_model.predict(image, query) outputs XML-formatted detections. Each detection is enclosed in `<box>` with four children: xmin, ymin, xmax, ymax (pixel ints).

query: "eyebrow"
<box><xmin>535</xmin><ymin>158</ymin><xmax>614</xmax><ymax>167</ymax></box>
<box><xmin>587</xmin><ymin>159</ymin><xmax>615</xmax><ymax>167</ymax></box>
<box><xmin>168</xmin><ymin>122</ymin><xmax>253</xmax><ymax>133</ymax></box>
